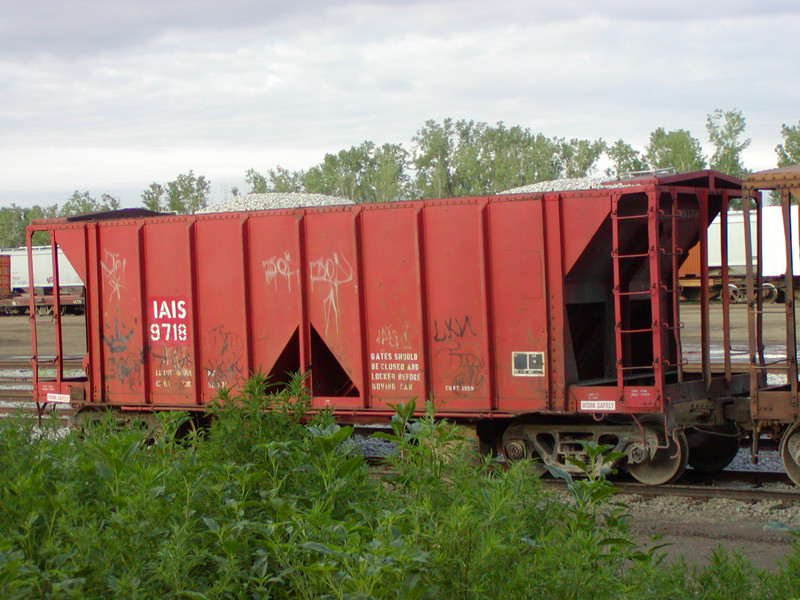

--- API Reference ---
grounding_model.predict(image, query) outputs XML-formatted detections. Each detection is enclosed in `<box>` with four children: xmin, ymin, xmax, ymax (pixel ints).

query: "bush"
<box><xmin>0</xmin><ymin>379</ymin><xmax>798</xmax><ymax>598</ymax></box>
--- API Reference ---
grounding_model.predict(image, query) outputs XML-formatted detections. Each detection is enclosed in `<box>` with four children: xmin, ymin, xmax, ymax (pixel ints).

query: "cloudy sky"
<box><xmin>1</xmin><ymin>0</ymin><xmax>798</xmax><ymax>208</ymax></box>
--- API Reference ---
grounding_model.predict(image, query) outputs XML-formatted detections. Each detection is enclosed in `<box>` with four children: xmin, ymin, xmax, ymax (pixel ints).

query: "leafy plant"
<box><xmin>0</xmin><ymin>379</ymin><xmax>796</xmax><ymax>598</ymax></box>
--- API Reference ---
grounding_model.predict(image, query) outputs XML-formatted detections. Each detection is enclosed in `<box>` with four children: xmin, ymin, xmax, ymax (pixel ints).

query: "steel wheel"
<box><xmin>760</xmin><ymin>283</ymin><xmax>779</xmax><ymax>304</ymax></box>
<box><xmin>627</xmin><ymin>421</ymin><xmax>688</xmax><ymax>485</ymax></box>
<box><xmin>686</xmin><ymin>425</ymin><xmax>740</xmax><ymax>474</ymax></box>
<box><xmin>502</xmin><ymin>436</ymin><xmax>547</xmax><ymax>477</ymax></box>
<box><xmin>779</xmin><ymin>421</ymin><xmax>800</xmax><ymax>487</ymax></box>
<box><xmin>728</xmin><ymin>284</ymin><xmax>743</xmax><ymax>303</ymax></box>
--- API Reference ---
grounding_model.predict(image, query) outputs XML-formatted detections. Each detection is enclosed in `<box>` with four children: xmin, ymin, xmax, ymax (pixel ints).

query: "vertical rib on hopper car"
<box><xmin>28</xmin><ymin>171</ymin><xmax>756</xmax><ymax>485</ymax></box>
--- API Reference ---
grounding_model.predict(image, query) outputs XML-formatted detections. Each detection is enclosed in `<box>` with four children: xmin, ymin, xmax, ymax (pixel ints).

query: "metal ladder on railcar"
<box><xmin>28</xmin><ymin>240</ymin><xmax>69</xmax><ymax>417</ymax></box>
<box><xmin>610</xmin><ymin>191</ymin><xmax>688</xmax><ymax>402</ymax></box>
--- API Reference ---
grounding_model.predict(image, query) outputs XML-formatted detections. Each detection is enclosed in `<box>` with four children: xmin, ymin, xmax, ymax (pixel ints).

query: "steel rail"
<box><xmin>0</xmin><ymin>357</ymin><xmax>83</xmax><ymax>370</ymax></box>
<box><xmin>541</xmin><ymin>471</ymin><xmax>800</xmax><ymax>503</ymax></box>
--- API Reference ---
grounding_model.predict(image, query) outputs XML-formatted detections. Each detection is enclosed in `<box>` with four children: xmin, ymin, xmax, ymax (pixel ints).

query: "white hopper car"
<box><xmin>0</xmin><ymin>246</ymin><xmax>84</xmax><ymax>314</ymax></box>
<box><xmin>680</xmin><ymin>205</ymin><xmax>800</xmax><ymax>302</ymax></box>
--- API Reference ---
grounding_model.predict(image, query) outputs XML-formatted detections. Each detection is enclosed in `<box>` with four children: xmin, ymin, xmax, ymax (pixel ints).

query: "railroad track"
<box><xmin>0</xmin><ymin>357</ymin><xmax>83</xmax><ymax>370</ymax></box>
<box><xmin>0</xmin><ymin>357</ymin><xmax>83</xmax><ymax>407</ymax></box>
<box><xmin>542</xmin><ymin>470</ymin><xmax>800</xmax><ymax>502</ymax></box>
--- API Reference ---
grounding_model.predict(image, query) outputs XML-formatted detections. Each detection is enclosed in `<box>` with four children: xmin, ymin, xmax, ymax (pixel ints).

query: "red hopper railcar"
<box><xmin>27</xmin><ymin>171</ymin><xmax>752</xmax><ymax>484</ymax></box>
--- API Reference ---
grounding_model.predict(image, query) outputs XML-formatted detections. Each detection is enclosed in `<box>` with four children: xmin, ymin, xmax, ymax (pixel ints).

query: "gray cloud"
<box><xmin>5</xmin><ymin>0</ymin><xmax>798</xmax><ymax>58</ymax></box>
<box><xmin>1</xmin><ymin>0</ymin><xmax>799</xmax><ymax>207</ymax></box>
<box><xmin>1</xmin><ymin>0</ymin><xmax>307</xmax><ymax>57</ymax></box>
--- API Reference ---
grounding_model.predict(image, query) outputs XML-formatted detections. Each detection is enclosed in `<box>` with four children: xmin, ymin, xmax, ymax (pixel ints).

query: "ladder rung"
<box><xmin>611</xmin><ymin>212</ymin><xmax>650</xmax><ymax>221</ymax></box>
<box><xmin>616</xmin><ymin>326</ymin><xmax>655</xmax><ymax>334</ymax></box>
<box><xmin>750</xmin><ymin>363</ymin><xmax>793</xmax><ymax>371</ymax></box>
<box><xmin>662</xmin><ymin>359</ymin><xmax>688</xmax><ymax>368</ymax></box>
<box><xmin>658</xmin><ymin>212</ymin><xmax>696</xmax><ymax>221</ymax></box>
<box><xmin>33</xmin><ymin>359</ymin><xmax>58</xmax><ymax>366</ymax></box>
<box><xmin>612</xmin><ymin>289</ymin><xmax>650</xmax><ymax>297</ymax></box>
<box><xmin>612</xmin><ymin>251</ymin><xmax>652</xmax><ymax>259</ymax></box>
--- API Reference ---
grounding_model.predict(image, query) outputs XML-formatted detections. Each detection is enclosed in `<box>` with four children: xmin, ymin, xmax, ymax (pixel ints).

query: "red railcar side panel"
<box><xmin>195</xmin><ymin>218</ymin><xmax>248</xmax><ymax>398</ymax></box>
<box><xmin>487</xmin><ymin>198</ymin><xmax>550</xmax><ymax>411</ymax></box>
<box><xmin>247</xmin><ymin>213</ymin><xmax>304</xmax><ymax>383</ymax></box>
<box><xmin>97</xmin><ymin>224</ymin><xmax>147</xmax><ymax>403</ymax></box>
<box><xmin>143</xmin><ymin>221</ymin><xmax>196</xmax><ymax>406</ymax></box>
<box><xmin>84</xmin><ymin>224</ymin><xmax>103</xmax><ymax>404</ymax></box>
<box><xmin>361</xmin><ymin>205</ymin><xmax>426</xmax><ymax>407</ymax></box>
<box><xmin>52</xmin><ymin>228</ymin><xmax>89</xmax><ymax>285</ymax></box>
<box><xmin>423</xmin><ymin>202</ymin><xmax>491</xmax><ymax>410</ymax></box>
<box><xmin>543</xmin><ymin>196</ymin><xmax>569</xmax><ymax>412</ymax></box>
<box><xmin>304</xmin><ymin>211</ymin><xmax>363</xmax><ymax>407</ymax></box>
<box><xmin>560</xmin><ymin>194</ymin><xmax>613</xmax><ymax>274</ymax></box>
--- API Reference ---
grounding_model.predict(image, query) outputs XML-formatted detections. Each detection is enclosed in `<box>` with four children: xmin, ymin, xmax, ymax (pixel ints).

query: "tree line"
<box><xmin>2</xmin><ymin>109</ymin><xmax>799</xmax><ymax>248</ymax></box>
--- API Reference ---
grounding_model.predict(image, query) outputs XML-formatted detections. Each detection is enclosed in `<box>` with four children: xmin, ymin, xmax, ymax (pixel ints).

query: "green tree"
<box><xmin>605</xmin><ymin>139</ymin><xmax>647</xmax><ymax>177</ymax></box>
<box><xmin>268</xmin><ymin>166</ymin><xmax>305</xmax><ymax>193</ymax></box>
<box><xmin>776</xmin><ymin>121</ymin><xmax>800</xmax><ymax>166</ymax></box>
<box><xmin>245</xmin><ymin>168</ymin><xmax>268</xmax><ymax>194</ymax></box>
<box><xmin>482</xmin><ymin>124</ymin><xmax>560</xmax><ymax>190</ymax></box>
<box><xmin>0</xmin><ymin>204</ymin><xmax>59</xmax><ymax>247</ymax></box>
<box><xmin>141</xmin><ymin>171</ymin><xmax>210</xmax><ymax>213</ymax></box>
<box><xmin>412</xmin><ymin>119</ymin><xmax>563</xmax><ymax>198</ymax></box>
<box><xmin>0</xmin><ymin>205</ymin><xmax>31</xmax><ymax>248</ymax></box>
<box><xmin>303</xmin><ymin>144</ymin><xmax>369</xmax><ymax>201</ymax></box>
<box><xmin>27</xmin><ymin>204</ymin><xmax>60</xmax><ymax>245</ymax></box>
<box><xmin>555</xmin><ymin>138</ymin><xmax>607</xmax><ymax>178</ymax></box>
<box><xmin>166</xmin><ymin>171</ymin><xmax>210</xmax><ymax>213</ymax></box>
<box><xmin>364</xmin><ymin>143</ymin><xmax>412</xmax><ymax>202</ymax></box>
<box><xmin>302</xmin><ymin>141</ymin><xmax>411</xmax><ymax>203</ymax></box>
<box><xmin>412</xmin><ymin>119</ymin><xmax>457</xmax><ymax>198</ymax></box>
<box><xmin>449</xmin><ymin>119</ymin><xmax>491</xmax><ymax>195</ymax></box>
<box><xmin>706</xmin><ymin>108</ymin><xmax>750</xmax><ymax>178</ymax></box>
<box><xmin>141</xmin><ymin>183</ymin><xmax>165</xmax><ymax>212</ymax></box>
<box><xmin>645</xmin><ymin>127</ymin><xmax>707</xmax><ymax>172</ymax></box>
<box><xmin>244</xmin><ymin>167</ymin><xmax>305</xmax><ymax>194</ymax></box>
<box><xmin>60</xmin><ymin>191</ymin><xmax>120</xmax><ymax>217</ymax></box>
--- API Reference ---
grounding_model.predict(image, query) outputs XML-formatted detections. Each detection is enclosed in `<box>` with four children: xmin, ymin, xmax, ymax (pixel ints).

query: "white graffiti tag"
<box><xmin>376</xmin><ymin>324</ymin><xmax>412</xmax><ymax>350</ymax></box>
<box><xmin>262</xmin><ymin>252</ymin><xmax>298</xmax><ymax>292</ymax></box>
<box><xmin>309</xmin><ymin>252</ymin><xmax>353</xmax><ymax>334</ymax></box>
<box><xmin>101</xmin><ymin>250</ymin><xmax>126</xmax><ymax>302</ymax></box>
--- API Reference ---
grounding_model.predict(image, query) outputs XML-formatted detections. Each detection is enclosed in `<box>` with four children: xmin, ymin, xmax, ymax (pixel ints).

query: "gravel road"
<box><xmin>621</xmin><ymin>493</ymin><xmax>800</xmax><ymax>571</ymax></box>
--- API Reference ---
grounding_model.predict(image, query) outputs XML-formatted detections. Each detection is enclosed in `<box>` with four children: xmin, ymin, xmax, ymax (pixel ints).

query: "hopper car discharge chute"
<box><xmin>26</xmin><ymin>170</ymin><xmax>800</xmax><ymax>485</ymax></box>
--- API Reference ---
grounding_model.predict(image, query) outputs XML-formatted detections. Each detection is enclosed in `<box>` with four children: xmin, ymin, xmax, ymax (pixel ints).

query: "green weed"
<box><xmin>0</xmin><ymin>381</ymin><xmax>797</xmax><ymax>598</ymax></box>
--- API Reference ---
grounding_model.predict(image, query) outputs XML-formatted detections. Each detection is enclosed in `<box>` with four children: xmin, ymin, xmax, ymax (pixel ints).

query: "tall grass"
<box><xmin>0</xmin><ymin>378</ymin><xmax>797</xmax><ymax>599</ymax></box>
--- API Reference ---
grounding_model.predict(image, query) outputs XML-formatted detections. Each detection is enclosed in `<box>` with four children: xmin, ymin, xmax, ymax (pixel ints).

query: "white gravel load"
<box><xmin>197</xmin><ymin>192</ymin><xmax>354</xmax><ymax>214</ymax></box>
<box><xmin>500</xmin><ymin>176</ymin><xmax>615</xmax><ymax>195</ymax></box>
<box><xmin>499</xmin><ymin>173</ymin><xmax>665</xmax><ymax>195</ymax></box>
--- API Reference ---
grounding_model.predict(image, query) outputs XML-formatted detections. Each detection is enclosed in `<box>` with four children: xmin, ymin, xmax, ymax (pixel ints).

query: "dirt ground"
<box><xmin>622</xmin><ymin>495</ymin><xmax>800</xmax><ymax>571</ymax></box>
<box><xmin>2</xmin><ymin>304</ymin><xmax>799</xmax><ymax>571</ymax></box>
<box><xmin>0</xmin><ymin>314</ymin><xmax>86</xmax><ymax>360</ymax></box>
<box><xmin>680</xmin><ymin>302</ymin><xmax>794</xmax><ymax>353</ymax></box>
